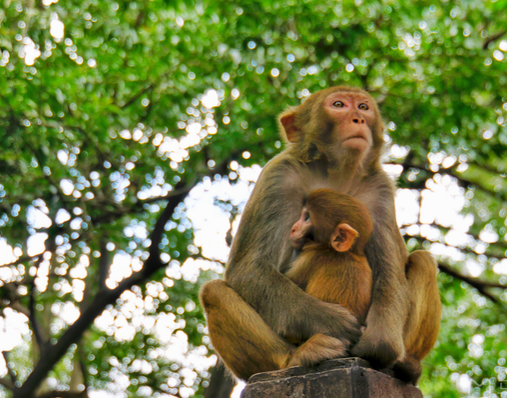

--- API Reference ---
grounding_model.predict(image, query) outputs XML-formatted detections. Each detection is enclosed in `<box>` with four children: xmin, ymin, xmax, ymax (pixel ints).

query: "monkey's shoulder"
<box><xmin>361</xmin><ymin>169</ymin><xmax>395</xmax><ymax>190</ymax></box>
<box><xmin>253</xmin><ymin>151</ymin><xmax>319</xmax><ymax>195</ymax></box>
<box><xmin>261</xmin><ymin>150</ymin><xmax>309</xmax><ymax>175</ymax></box>
<box><xmin>353</xmin><ymin>170</ymin><xmax>395</xmax><ymax>210</ymax></box>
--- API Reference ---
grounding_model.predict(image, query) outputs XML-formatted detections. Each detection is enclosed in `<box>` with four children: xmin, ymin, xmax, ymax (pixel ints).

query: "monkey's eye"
<box><xmin>303</xmin><ymin>211</ymin><xmax>310</xmax><ymax>222</ymax></box>
<box><xmin>358</xmin><ymin>103</ymin><xmax>369</xmax><ymax>110</ymax></box>
<box><xmin>332</xmin><ymin>101</ymin><xmax>344</xmax><ymax>108</ymax></box>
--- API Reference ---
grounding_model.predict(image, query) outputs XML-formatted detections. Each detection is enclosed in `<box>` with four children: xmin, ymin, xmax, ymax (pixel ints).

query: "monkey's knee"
<box><xmin>406</xmin><ymin>250</ymin><xmax>438</xmax><ymax>281</ymax></box>
<box><xmin>404</xmin><ymin>251</ymin><xmax>441</xmax><ymax>361</ymax></box>
<box><xmin>406</xmin><ymin>250</ymin><xmax>440</xmax><ymax>305</ymax></box>
<box><xmin>200</xmin><ymin>280</ymin><xmax>292</xmax><ymax>380</ymax></box>
<box><xmin>199</xmin><ymin>279</ymin><xmax>229</xmax><ymax>311</ymax></box>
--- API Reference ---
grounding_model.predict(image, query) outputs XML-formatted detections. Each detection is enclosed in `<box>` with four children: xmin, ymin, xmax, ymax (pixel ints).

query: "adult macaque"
<box><xmin>200</xmin><ymin>86</ymin><xmax>441</xmax><ymax>381</ymax></box>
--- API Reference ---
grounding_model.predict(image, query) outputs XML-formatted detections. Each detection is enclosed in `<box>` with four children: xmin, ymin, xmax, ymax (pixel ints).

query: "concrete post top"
<box><xmin>242</xmin><ymin>358</ymin><xmax>423</xmax><ymax>398</ymax></box>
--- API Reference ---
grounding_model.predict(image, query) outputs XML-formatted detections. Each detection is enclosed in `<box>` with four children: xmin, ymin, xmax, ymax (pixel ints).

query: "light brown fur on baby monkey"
<box><xmin>286</xmin><ymin>189</ymin><xmax>372</xmax><ymax>325</ymax></box>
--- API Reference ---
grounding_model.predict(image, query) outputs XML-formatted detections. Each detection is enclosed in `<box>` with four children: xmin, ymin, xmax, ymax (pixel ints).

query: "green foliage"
<box><xmin>1</xmin><ymin>0</ymin><xmax>507</xmax><ymax>397</ymax></box>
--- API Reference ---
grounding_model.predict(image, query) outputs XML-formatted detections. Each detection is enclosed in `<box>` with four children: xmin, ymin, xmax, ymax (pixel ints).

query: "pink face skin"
<box><xmin>290</xmin><ymin>207</ymin><xmax>312</xmax><ymax>249</ymax></box>
<box><xmin>322</xmin><ymin>92</ymin><xmax>375</xmax><ymax>153</ymax></box>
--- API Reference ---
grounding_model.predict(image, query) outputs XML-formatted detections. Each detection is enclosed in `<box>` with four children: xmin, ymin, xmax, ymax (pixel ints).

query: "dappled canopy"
<box><xmin>1</xmin><ymin>1</ymin><xmax>507</xmax><ymax>397</ymax></box>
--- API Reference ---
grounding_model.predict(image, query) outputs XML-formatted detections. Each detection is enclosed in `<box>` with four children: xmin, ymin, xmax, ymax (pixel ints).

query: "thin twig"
<box><xmin>28</xmin><ymin>280</ymin><xmax>46</xmax><ymax>355</ymax></box>
<box><xmin>120</xmin><ymin>84</ymin><xmax>154</xmax><ymax>109</ymax></box>
<box><xmin>483</xmin><ymin>30</ymin><xmax>507</xmax><ymax>49</ymax></box>
<box><xmin>91</xmin><ymin>184</ymin><xmax>197</xmax><ymax>225</ymax></box>
<box><xmin>78</xmin><ymin>346</ymin><xmax>89</xmax><ymax>394</ymax></box>
<box><xmin>98</xmin><ymin>240</ymin><xmax>109</xmax><ymax>292</ymax></box>
<box><xmin>0</xmin><ymin>255</ymin><xmax>41</xmax><ymax>268</ymax></box>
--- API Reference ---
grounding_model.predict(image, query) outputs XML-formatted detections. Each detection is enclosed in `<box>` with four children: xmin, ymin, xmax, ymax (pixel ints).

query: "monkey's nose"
<box><xmin>352</xmin><ymin>118</ymin><xmax>366</xmax><ymax>124</ymax></box>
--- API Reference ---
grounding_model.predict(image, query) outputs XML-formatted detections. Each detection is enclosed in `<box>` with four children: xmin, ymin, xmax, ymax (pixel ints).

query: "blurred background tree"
<box><xmin>1</xmin><ymin>0</ymin><xmax>507</xmax><ymax>397</ymax></box>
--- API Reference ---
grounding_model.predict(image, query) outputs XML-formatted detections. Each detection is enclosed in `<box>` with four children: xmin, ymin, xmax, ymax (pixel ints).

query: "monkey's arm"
<box><xmin>225</xmin><ymin>156</ymin><xmax>360</xmax><ymax>344</ymax></box>
<box><xmin>351</xmin><ymin>177</ymin><xmax>409</xmax><ymax>366</ymax></box>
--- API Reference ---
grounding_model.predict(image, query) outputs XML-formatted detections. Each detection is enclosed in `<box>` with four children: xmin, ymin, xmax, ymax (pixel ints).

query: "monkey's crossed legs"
<box><xmin>200</xmin><ymin>250</ymin><xmax>440</xmax><ymax>382</ymax></box>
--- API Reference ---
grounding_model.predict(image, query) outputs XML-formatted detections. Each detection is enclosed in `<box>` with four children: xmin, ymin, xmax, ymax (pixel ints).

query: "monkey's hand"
<box><xmin>281</xmin><ymin>299</ymin><xmax>361</xmax><ymax>348</ymax></box>
<box><xmin>319</xmin><ymin>302</ymin><xmax>363</xmax><ymax>346</ymax></box>
<box><xmin>350</xmin><ymin>322</ymin><xmax>405</xmax><ymax>368</ymax></box>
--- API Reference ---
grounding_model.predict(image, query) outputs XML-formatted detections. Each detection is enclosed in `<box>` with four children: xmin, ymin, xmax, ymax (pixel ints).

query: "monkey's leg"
<box><xmin>200</xmin><ymin>280</ymin><xmax>294</xmax><ymax>381</ymax></box>
<box><xmin>287</xmin><ymin>333</ymin><xmax>347</xmax><ymax>368</ymax></box>
<box><xmin>393</xmin><ymin>250</ymin><xmax>441</xmax><ymax>384</ymax></box>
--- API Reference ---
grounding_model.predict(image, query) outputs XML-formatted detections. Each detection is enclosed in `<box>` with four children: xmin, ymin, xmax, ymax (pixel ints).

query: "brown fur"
<box><xmin>200</xmin><ymin>86</ymin><xmax>441</xmax><ymax>383</ymax></box>
<box><xmin>286</xmin><ymin>189</ymin><xmax>373</xmax><ymax>324</ymax></box>
<box><xmin>285</xmin><ymin>190</ymin><xmax>373</xmax><ymax>367</ymax></box>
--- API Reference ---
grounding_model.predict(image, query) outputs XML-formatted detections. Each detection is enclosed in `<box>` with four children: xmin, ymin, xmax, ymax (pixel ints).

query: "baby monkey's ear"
<box><xmin>330</xmin><ymin>223</ymin><xmax>358</xmax><ymax>252</ymax></box>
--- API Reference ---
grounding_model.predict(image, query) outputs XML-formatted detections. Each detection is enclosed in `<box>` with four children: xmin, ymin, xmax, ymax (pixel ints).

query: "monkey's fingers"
<box><xmin>288</xmin><ymin>334</ymin><xmax>347</xmax><ymax>368</ymax></box>
<box><xmin>310</xmin><ymin>302</ymin><xmax>362</xmax><ymax>345</ymax></box>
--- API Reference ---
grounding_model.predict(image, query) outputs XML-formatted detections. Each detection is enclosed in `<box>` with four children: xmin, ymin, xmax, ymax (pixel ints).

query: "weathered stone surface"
<box><xmin>241</xmin><ymin>358</ymin><xmax>423</xmax><ymax>398</ymax></box>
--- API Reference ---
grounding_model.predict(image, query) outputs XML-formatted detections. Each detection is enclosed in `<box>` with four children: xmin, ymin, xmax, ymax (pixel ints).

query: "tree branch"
<box><xmin>468</xmin><ymin>161</ymin><xmax>507</xmax><ymax>175</ymax></box>
<box><xmin>13</xmin><ymin>180</ymin><xmax>193</xmax><ymax>398</ymax></box>
<box><xmin>78</xmin><ymin>346</ymin><xmax>89</xmax><ymax>394</ymax></box>
<box><xmin>405</xmin><ymin>232</ymin><xmax>506</xmax><ymax>260</ymax></box>
<box><xmin>0</xmin><ymin>283</ymin><xmax>30</xmax><ymax>318</ymax></box>
<box><xmin>1</xmin><ymin>233</ymin><xmax>59</xmax><ymax>269</ymax></box>
<box><xmin>120</xmin><ymin>84</ymin><xmax>154</xmax><ymax>109</ymax></box>
<box><xmin>438</xmin><ymin>263</ymin><xmax>505</xmax><ymax>303</ymax></box>
<box><xmin>483</xmin><ymin>30</ymin><xmax>507</xmax><ymax>49</ymax></box>
<box><xmin>11</xmin><ymin>152</ymin><xmax>240</xmax><ymax>397</ymax></box>
<box><xmin>26</xmin><ymin>143</ymin><xmax>73</xmax><ymax>213</ymax></box>
<box><xmin>0</xmin><ymin>255</ymin><xmax>41</xmax><ymax>268</ymax></box>
<box><xmin>28</xmin><ymin>278</ymin><xmax>46</xmax><ymax>356</ymax></box>
<box><xmin>406</xmin><ymin>231</ymin><xmax>506</xmax><ymax>302</ymax></box>
<box><xmin>40</xmin><ymin>122</ymin><xmax>118</xmax><ymax>171</ymax></box>
<box><xmin>400</xmin><ymin>161</ymin><xmax>507</xmax><ymax>204</ymax></box>
<box><xmin>36</xmin><ymin>392</ymin><xmax>87</xmax><ymax>398</ymax></box>
<box><xmin>98</xmin><ymin>240</ymin><xmax>109</xmax><ymax>291</ymax></box>
<box><xmin>91</xmin><ymin>184</ymin><xmax>194</xmax><ymax>225</ymax></box>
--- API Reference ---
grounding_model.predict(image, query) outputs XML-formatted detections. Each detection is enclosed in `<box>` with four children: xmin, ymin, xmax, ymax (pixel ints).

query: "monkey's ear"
<box><xmin>331</xmin><ymin>223</ymin><xmax>358</xmax><ymax>252</ymax></box>
<box><xmin>279</xmin><ymin>108</ymin><xmax>299</xmax><ymax>143</ymax></box>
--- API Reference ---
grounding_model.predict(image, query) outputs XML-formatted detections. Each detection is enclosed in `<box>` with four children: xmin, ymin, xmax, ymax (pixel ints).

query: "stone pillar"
<box><xmin>241</xmin><ymin>358</ymin><xmax>422</xmax><ymax>398</ymax></box>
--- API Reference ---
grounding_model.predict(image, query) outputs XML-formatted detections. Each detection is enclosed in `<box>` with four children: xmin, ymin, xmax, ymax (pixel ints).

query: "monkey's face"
<box><xmin>290</xmin><ymin>207</ymin><xmax>314</xmax><ymax>250</ymax></box>
<box><xmin>322</xmin><ymin>91</ymin><xmax>374</xmax><ymax>155</ymax></box>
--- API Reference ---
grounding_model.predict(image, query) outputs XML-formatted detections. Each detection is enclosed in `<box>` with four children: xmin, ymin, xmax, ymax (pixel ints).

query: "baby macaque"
<box><xmin>285</xmin><ymin>188</ymin><xmax>373</xmax><ymax>367</ymax></box>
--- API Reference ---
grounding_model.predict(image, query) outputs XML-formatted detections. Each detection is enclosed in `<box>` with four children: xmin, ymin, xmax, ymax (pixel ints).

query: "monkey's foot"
<box><xmin>351</xmin><ymin>328</ymin><xmax>404</xmax><ymax>368</ymax></box>
<box><xmin>288</xmin><ymin>334</ymin><xmax>347</xmax><ymax>368</ymax></box>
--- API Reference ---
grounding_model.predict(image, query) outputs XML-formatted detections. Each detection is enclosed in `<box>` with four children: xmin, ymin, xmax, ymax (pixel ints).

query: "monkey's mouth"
<box><xmin>344</xmin><ymin>134</ymin><xmax>367</xmax><ymax>142</ymax></box>
<box><xmin>290</xmin><ymin>232</ymin><xmax>315</xmax><ymax>250</ymax></box>
<box><xmin>290</xmin><ymin>238</ymin><xmax>304</xmax><ymax>249</ymax></box>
